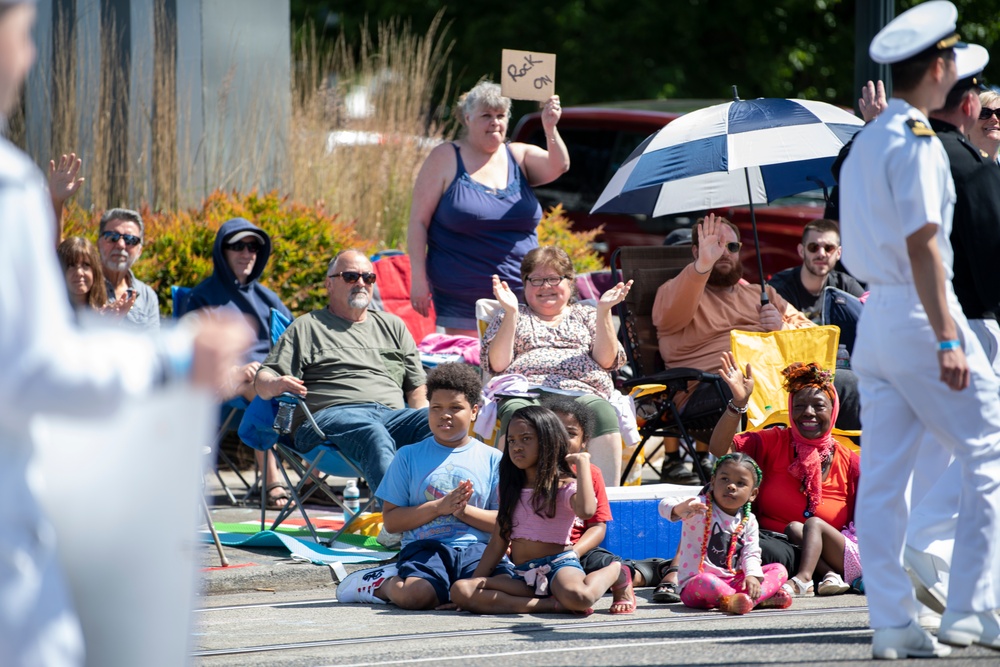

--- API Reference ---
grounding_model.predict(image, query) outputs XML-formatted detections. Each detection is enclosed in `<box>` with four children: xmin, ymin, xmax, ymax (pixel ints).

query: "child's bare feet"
<box><xmin>756</xmin><ymin>587</ymin><xmax>793</xmax><ymax>609</ymax></box>
<box><xmin>720</xmin><ymin>593</ymin><xmax>754</xmax><ymax>615</ymax></box>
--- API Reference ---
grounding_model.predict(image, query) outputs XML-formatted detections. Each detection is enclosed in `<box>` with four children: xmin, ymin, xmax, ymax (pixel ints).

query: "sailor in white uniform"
<box><xmin>840</xmin><ymin>1</ymin><xmax>1000</xmax><ymax>659</ymax></box>
<box><xmin>0</xmin><ymin>2</ymin><xmax>248</xmax><ymax>663</ymax></box>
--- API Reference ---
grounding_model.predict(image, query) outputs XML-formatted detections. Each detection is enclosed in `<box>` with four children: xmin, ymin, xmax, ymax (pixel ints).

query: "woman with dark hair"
<box><xmin>708</xmin><ymin>354</ymin><xmax>861</xmax><ymax>598</ymax></box>
<box><xmin>57</xmin><ymin>236</ymin><xmax>107</xmax><ymax>310</ymax></box>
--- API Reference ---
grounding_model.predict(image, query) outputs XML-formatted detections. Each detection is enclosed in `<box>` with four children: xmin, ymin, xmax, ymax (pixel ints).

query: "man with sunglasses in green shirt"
<box><xmin>768</xmin><ymin>219</ymin><xmax>866</xmax><ymax>323</ymax></box>
<box><xmin>255</xmin><ymin>249</ymin><xmax>431</xmax><ymax>495</ymax></box>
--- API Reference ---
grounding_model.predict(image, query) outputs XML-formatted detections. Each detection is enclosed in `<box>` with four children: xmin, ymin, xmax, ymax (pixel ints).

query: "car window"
<box><xmin>524</xmin><ymin>127</ymin><xmax>616</xmax><ymax>209</ymax></box>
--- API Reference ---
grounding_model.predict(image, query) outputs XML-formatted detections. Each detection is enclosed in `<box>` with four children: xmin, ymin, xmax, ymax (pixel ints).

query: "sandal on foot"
<box><xmin>781</xmin><ymin>576</ymin><xmax>814</xmax><ymax>597</ymax></box>
<box><xmin>609</xmin><ymin>566</ymin><xmax>636</xmax><ymax>615</ymax></box>
<box><xmin>265</xmin><ymin>482</ymin><xmax>291</xmax><ymax>510</ymax></box>
<box><xmin>817</xmin><ymin>572</ymin><xmax>850</xmax><ymax>596</ymax></box>
<box><xmin>652</xmin><ymin>566</ymin><xmax>681</xmax><ymax>603</ymax></box>
<box><xmin>720</xmin><ymin>593</ymin><xmax>754</xmax><ymax>615</ymax></box>
<box><xmin>756</xmin><ymin>587</ymin><xmax>793</xmax><ymax>609</ymax></box>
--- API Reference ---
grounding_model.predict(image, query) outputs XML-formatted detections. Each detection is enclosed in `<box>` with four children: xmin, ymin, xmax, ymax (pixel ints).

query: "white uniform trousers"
<box><xmin>904</xmin><ymin>317</ymin><xmax>1000</xmax><ymax>595</ymax></box>
<box><xmin>853</xmin><ymin>285</ymin><xmax>1000</xmax><ymax>629</ymax></box>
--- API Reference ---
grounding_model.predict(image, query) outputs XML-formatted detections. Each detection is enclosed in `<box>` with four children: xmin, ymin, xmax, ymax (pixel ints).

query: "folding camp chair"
<box><xmin>610</xmin><ymin>245</ymin><xmax>728</xmax><ymax>485</ymax></box>
<box><xmin>237</xmin><ymin>393</ymin><xmax>378</xmax><ymax>545</ymax></box>
<box><xmin>171</xmin><ymin>285</ymin><xmax>253</xmax><ymax>505</ymax></box>
<box><xmin>730</xmin><ymin>327</ymin><xmax>861</xmax><ymax>452</ymax></box>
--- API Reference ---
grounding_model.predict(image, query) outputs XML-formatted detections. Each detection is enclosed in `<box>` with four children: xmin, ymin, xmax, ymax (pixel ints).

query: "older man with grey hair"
<box><xmin>255</xmin><ymin>249</ymin><xmax>431</xmax><ymax>495</ymax></box>
<box><xmin>97</xmin><ymin>207</ymin><xmax>160</xmax><ymax>330</ymax></box>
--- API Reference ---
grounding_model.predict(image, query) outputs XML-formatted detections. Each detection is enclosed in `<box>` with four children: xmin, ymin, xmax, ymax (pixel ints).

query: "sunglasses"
<box><xmin>979</xmin><ymin>107</ymin><xmax>1000</xmax><ymax>121</ymax></box>
<box><xmin>526</xmin><ymin>275</ymin><xmax>569</xmax><ymax>287</ymax></box>
<box><xmin>806</xmin><ymin>242</ymin><xmax>839</xmax><ymax>254</ymax></box>
<box><xmin>225</xmin><ymin>241</ymin><xmax>261</xmax><ymax>253</ymax></box>
<box><xmin>328</xmin><ymin>271</ymin><xmax>377</xmax><ymax>285</ymax></box>
<box><xmin>725</xmin><ymin>241</ymin><xmax>742</xmax><ymax>253</ymax></box>
<box><xmin>100</xmin><ymin>230</ymin><xmax>142</xmax><ymax>247</ymax></box>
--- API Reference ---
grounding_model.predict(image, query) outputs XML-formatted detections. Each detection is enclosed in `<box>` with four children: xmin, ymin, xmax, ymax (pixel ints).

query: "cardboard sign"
<box><xmin>501</xmin><ymin>49</ymin><xmax>556</xmax><ymax>101</ymax></box>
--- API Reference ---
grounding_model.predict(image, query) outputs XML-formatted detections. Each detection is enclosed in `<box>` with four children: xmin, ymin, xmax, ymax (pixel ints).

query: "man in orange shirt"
<box><xmin>650</xmin><ymin>214</ymin><xmax>861</xmax><ymax>481</ymax></box>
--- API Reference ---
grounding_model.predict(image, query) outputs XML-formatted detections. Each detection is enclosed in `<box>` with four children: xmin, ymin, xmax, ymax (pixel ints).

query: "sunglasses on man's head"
<box><xmin>725</xmin><ymin>241</ymin><xmax>742</xmax><ymax>253</ymax></box>
<box><xmin>979</xmin><ymin>107</ymin><xmax>1000</xmax><ymax>121</ymax></box>
<box><xmin>100</xmin><ymin>230</ymin><xmax>142</xmax><ymax>247</ymax></box>
<box><xmin>328</xmin><ymin>271</ymin><xmax>377</xmax><ymax>285</ymax></box>
<box><xmin>806</xmin><ymin>242</ymin><xmax>838</xmax><ymax>254</ymax></box>
<box><xmin>225</xmin><ymin>241</ymin><xmax>261</xmax><ymax>253</ymax></box>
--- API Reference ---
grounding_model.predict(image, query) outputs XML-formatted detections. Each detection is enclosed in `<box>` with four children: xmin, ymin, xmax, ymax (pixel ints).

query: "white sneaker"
<box><xmin>938</xmin><ymin>609</ymin><xmax>1000</xmax><ymax>649</ymax></box>
<box><xmin>817</xmin><ymin>572</ymin><xmax>850</xmax><ymax>596</ymax></box>
<box><xmin>903</xmin><ymin>545</ymin><xmax>948</xmax><ymax>614</ymax></box>
<box><xmin>335</xmin><ymin>564</ymin><xmax>397</xmax><ymax>604</ymax></box>
<box><xmin>872</xmin><ymin>621</ymin><xmax>951</xmax><ymax>659</ymax></box>
<box><xmin>917</xmin><ymin>605</ymin><xmax>942</xmax><ymax>633</ymax></box>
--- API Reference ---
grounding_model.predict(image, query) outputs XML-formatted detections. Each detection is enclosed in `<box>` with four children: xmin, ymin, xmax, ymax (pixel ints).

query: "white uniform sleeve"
<box><xmin>0</xmin><ymin>167</ymin><xmax>166</xmax><ymax>426</ymax></box>
<box><xmin>887</xmin><ymin>135</ymin><xmax>951</xmax><ymax>237</ymax></box>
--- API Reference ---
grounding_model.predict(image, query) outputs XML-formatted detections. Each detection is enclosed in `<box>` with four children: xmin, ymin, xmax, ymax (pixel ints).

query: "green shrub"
<box><xmin>62</xmin><ymin>190</ymin><xmax>370</xmax><ymax>317</ymax></box>
<box><xmin>61</xmin><ymin>194</ymin><xmax>604</xmax><ymax>319</ymax></box>
<box><xmin>537</xmin><ymin>204</ymin><xmax>606</xmax><ymax>274</ymax></box>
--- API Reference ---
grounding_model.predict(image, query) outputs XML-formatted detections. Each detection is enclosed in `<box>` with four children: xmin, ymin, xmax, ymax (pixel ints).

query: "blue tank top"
<box><xmin>427</xmin><ymin>143</ymin><xmax>542</xmax><ymax>303</ymax></box>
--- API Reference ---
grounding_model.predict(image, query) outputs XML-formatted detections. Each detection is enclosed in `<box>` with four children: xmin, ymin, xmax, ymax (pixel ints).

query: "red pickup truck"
<box><xmin>511</xmin><ymin>101</ymin><xmax>830</xmax><ymax>283</ymax></box>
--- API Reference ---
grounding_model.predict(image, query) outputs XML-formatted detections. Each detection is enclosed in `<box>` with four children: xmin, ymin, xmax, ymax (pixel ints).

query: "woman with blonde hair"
<box><xmin>971</xmin><ymin>88</ymin><xmax>1000</xmax><ymax>165</ymax></box>
<box><xmin>407</xmin><ymin>81</ymin><xmax>569</xmax><ymax>337</ymax></box>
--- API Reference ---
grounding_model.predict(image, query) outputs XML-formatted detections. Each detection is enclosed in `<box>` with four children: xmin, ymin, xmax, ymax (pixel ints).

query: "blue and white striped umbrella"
<box><xmin>591</xmin><ymin>98</ymin><xmax>865</xmax><ymax>217</ymax></box>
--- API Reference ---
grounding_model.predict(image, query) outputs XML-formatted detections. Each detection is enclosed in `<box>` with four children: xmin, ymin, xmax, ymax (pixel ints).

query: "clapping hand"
<box><xmin>695</xmin><ymin>213</ymin><xmax>726</xmax><ymax>272</ymax></box>
<box><xmin>441</xmin><ymin>479</ymin><xmax>474</xmax><ymax>517</ymax></box>
<box><xmin>598</xmin><ymin>280</ymin><xmax>633</xmax><ymax>310</ymax></box>
<box><xmin>717</xmin><ymin>351</ymin><xmax>754</xmax><ymax>407</ymax></box>
<box><xmin>99</xmin><ymin>290</ymin><xmax>137</xmax><ymax>319</ymax></box>
<box><xmin>492</xmin><ymin>274</ymin><xmax>518</xmax><ymax>313</ymax></box>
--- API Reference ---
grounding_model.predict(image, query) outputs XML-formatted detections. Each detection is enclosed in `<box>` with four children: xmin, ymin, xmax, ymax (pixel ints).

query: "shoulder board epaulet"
<box><xmin>906</xmin><ymin>119</ymin><xmax>936</xmax><ymax>137</ymax></box>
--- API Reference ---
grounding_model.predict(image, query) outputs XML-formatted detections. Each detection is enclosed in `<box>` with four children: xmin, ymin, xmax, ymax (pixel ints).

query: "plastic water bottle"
<box><xmin>273</xmin><ymin>395</ymin><xmax>297</xmax><ymax>434</ymax></box>
<box><xmin>836</xmin><ymin>344</ymin><xmax>851</xmax><ymax>370</ymax></box>
<box><xmin>343</xmin><ymin>479</ymin><xmax>361</xmax><ymax>518</ymax></box>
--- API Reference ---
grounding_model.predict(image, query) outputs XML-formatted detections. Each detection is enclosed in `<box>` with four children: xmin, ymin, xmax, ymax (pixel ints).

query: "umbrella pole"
<box><xmin>743</xmin><ymin>167</ymin><xmax>770</xmax><ymax>305</ymax></box>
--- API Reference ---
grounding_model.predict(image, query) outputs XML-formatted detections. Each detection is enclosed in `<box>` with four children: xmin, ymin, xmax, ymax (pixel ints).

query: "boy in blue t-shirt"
<box><xmin>336</xmin><ymin>363</ymin><xmax>510</xmax><ymax>608</ymax></box>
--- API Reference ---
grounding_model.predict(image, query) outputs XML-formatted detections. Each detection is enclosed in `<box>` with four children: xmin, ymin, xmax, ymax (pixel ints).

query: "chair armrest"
<box><xmin>620</xmin><ymin>368</ymin><xmax>721</xmax><ymax>391</ymax></box>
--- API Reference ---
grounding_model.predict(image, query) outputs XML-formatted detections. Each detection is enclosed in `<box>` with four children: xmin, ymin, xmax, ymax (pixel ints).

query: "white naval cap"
<box><xmin>870</xmin><ymin>1</ymin><xmax>961</xmax><ymax>65</ymax></box>
<box><xmin>955</xmin><ymin>43</ymin><xmax>989</xmax><ymax>82</ymax></box>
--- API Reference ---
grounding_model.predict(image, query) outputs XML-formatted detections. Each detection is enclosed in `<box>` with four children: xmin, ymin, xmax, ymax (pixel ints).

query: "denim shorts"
<box><xmin>398</xmin><ymin>539</ymin><xmax>515</xmax><ymax>605</ymax></box>
<box><xmin>512</xmin><ymin>551</ymin><xmax>584</xmax><ymax>596</ymax></box>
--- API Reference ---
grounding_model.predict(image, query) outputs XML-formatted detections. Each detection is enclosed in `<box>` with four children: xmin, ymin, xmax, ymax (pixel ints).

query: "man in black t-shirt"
<box><xmin>768</xmin><ymin>219</ymin><xmax>866</xmax><ymax>323</ymax></box>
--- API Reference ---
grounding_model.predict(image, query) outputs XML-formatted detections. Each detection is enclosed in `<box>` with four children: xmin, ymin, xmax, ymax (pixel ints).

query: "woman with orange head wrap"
<box><xmin>709</xmin><ymin>353</ymin><xmax>862</xmax><ymax>599</ymax></box>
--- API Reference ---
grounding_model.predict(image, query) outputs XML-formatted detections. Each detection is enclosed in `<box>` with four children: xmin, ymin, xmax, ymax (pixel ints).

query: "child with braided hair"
<box><xmin>659</xmin><ymin>452</ymin><xmax>792</xmax><ymax>614</ymax></box>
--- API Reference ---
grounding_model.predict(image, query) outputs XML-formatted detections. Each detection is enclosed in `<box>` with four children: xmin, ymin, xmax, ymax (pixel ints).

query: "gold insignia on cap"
<box><xmin>936</xmin><ymin>33</ymin><xmax>960</xmax><ymax>49</ymax></box>
<box><xmin>906</xmin><ymin>119</ymin><xmax>936</xmax><ymax>137</ymax></box>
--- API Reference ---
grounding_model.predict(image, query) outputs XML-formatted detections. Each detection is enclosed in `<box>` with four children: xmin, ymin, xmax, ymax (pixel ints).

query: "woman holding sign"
<box><xmin>408</xmin><ymin>80</ymin><xmax>568</xmax><ymax>336</ymax></box>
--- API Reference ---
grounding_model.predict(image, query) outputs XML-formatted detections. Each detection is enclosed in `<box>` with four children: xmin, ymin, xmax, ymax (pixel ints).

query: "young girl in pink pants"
<box><xmin>659</xmin><ymin>453</ymin><xmax>792</xmax><ymax>614</ymax></box>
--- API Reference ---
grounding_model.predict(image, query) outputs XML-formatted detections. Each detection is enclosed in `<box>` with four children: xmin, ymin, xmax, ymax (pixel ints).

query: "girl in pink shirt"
<box><xmin>452</xmin><ymin>406</ymin><xmax>624</xmax><ymax>614</ymax></box>
<box><xmin>659</xmin><ymin>453</ymin><xmax>792</xmax><ymax>614</ymax></box>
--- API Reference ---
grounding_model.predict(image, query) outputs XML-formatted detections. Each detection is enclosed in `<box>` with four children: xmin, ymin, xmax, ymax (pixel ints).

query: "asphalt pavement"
<box><xmin>192</xmin><ymin>469</ymin><xmax>999</xmax><ymax>666</ymax></box>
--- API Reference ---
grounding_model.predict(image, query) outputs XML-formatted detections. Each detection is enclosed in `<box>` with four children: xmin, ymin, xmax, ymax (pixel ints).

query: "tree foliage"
<box><xmin>294</xmin><ymin>0</ymin><xmax>1000</xmax><ymax>119</ymax></box>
